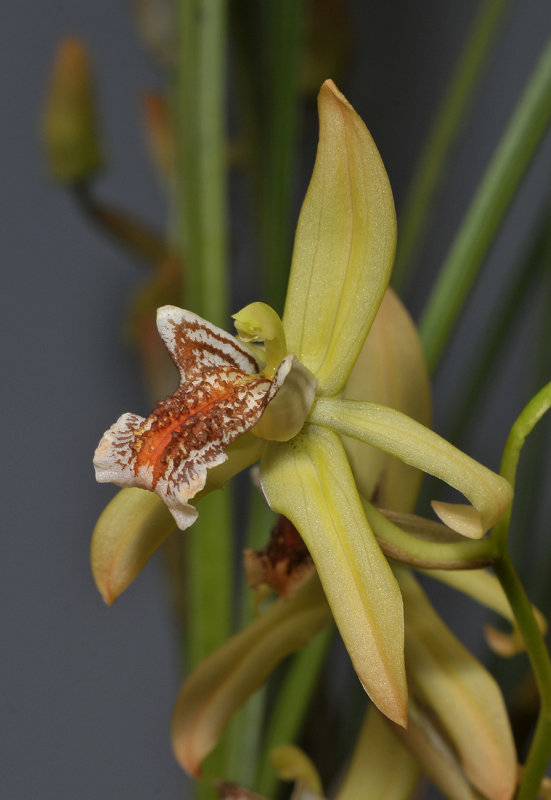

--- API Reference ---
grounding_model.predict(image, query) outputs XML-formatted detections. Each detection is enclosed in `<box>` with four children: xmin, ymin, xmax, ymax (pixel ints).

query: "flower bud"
<box><xmin>41</xmin><ymin>38</ymin><xmax>103</xmax><ymax>183</ymax></box>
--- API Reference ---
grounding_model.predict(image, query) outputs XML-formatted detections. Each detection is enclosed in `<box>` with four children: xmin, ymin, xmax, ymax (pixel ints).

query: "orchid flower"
<box><xmin>93</xmin><ymin>80</ymin><xmax>512</xmax><ymax>730</ymax></box>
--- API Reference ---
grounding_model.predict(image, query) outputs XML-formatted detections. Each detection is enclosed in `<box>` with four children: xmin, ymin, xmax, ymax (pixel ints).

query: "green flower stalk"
<box><xmin>92</xmin><ymin>80</ymin><xmax>513</xmax><ymax>761</ymax></box>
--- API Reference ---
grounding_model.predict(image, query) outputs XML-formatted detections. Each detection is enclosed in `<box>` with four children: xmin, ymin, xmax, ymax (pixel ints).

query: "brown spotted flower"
<box><xmin>93</xmin><ymin>80</ymin><xmax>513</xmax><ymax>734</ymax></box>
<box><xmin>94</xmin><ymin>306</ymin><xmax>299</xmax><ymax>530</ymax></box>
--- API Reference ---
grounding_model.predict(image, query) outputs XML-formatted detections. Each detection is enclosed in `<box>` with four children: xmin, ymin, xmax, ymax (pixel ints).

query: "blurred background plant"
<box><xmin>4</xmin><ymin>1</ymin><xmax>551</xmax><ymax>799</ymax></box>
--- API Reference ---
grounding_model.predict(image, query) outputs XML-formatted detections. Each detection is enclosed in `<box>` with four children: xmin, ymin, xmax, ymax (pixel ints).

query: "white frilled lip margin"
<box><xmin>94</xmin><ymin>306</ymin><xmax>296</xmax><ymax>531</ymax></box>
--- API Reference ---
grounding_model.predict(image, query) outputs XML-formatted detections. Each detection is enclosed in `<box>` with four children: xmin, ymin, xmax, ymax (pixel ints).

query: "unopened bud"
<box><xmin>41</xmin><ymin>38</ymin><xmax>103</xmax><ymax>183</ymax></box>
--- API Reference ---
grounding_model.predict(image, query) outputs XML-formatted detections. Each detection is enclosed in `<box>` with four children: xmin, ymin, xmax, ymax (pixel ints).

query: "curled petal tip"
<box><xmin>431</xmin><ymin>501</ymin><xmax>485</xmax><ymax>539</ymax></box>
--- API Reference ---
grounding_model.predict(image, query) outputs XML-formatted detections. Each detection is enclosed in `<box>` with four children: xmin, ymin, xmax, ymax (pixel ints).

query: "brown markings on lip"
<box><xmin>94</xmin><ymin>310</ymin><xmax>279</xmax><ymax>521</ymax></box>
<box><xmin>130</xmin><ymin>368</ymin><xmax>268</xmax><ymax>489</ymax></box>
<box><xmin>168</xmin><ymin>316</ymin><xmax>259</xmax><ymax>377</ymax></box>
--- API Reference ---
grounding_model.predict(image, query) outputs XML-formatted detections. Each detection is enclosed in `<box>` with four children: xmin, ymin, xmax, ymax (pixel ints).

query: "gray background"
<box><xmin>2</xmin><ymin>1</ymin><xmax>551</xmax><ymax>798</ymax></box>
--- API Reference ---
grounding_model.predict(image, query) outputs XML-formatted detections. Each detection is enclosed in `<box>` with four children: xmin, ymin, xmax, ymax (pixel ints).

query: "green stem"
<box><xmin>498</xmin><ymin>382</ymin><xmax>551</xmax><ymax>496</ymax></box>
<box><xmin>490</xmin><ymin>383</ymin><xmax>551</xmax><ymax>798</ymax></box>
<box><xmin>229</xmin><ymin>0</ymin><xmax>304</xmax><ymax>311</ymax></box>
<box><xmin>392</xmin><ymin>0</ymin><xmax>510</xmax><ymax>291</ymax></box>
<box><xmin>256</xmin><ymin>626</ymin><xmax>333</xmax><ymax>797</ymax></box>
<box><xmin>493</xmin><ymin>556</ymin><xmax>551</xmax><ymax>800</ymax></box>
<box><xmin>225</xmin><ymin>491</ymin><xmax>276</xmax><ymax>785</ymax></box>
<box><xmin>419</xmin><ymin>36</ymin><xmax>551</xmax><ymax>372</ymax></box>
<box><xmin>177</xmin><ymin>0</ymin><xmax>228</xmax><ymax>326</ymax></box>
<box><xmin>175</xmin><ymin>4</ymin><xmax>231</xmax><ymax>797</ymax></box>
<box><xmin>261</xmin><ymin>0</ymin><xmax>304</xmax><ymax>313</ymax></box>
<box><xmin>528</xmin><ymin>273</ymin><xmax>551</xmax><ymax>603</ymax></box>
<box><xmin>176</xmin><ymin>0</ymin><xmax>231</xmax><ymax>659</ymax></box>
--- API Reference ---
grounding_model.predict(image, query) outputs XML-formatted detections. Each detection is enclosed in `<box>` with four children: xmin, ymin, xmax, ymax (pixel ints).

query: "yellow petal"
<box><xmin>335</xmin><ymin>705</ymin><xmax>420</xmax><ymax>800</ymax></box>
<box><xmin>397</xmin><ymin>568</ymin><xmax>517</xmax><ymax>800</ymax></box>
<box><xmin>91</xmin><ymin>487</ymin><xmax>175</xmax><ymax>605</ymax></box>
<box><xmin>392</xmin><ymin>697</ymin><xmax>483</xmax><ymax>800</ymax></box>
<box><xmin>342</xmin><ymin>288</ymin><xmax>431</xmax><ymax>512</ymax></box>
<box><xmin>283</xmin><ymin>80</ymin><xmax>396</xmax><ymax>396</ymax></box>
<box><xmin>270</xmin><ymin>744</ymin><xmax>323</xmax><ymax>796</ymax></box>
<box><xmin>171</xmin><ymin>575</ymin><xmax>330</xmax><ymax>777</ymax></box>
<box><xmin>261</xmin><ymin>426</ymin><xmax>407</xmax><ymax>725</ymax></box>
<box><xmin>311</xmin><ymin>398</ymin><xmax>512</xmax><ymax>538</ymax></box>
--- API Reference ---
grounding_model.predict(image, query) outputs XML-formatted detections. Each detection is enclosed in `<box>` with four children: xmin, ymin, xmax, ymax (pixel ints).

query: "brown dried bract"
<box><xmin>215</xmin><ymin>782</ymin><xmax>268</xmax><ymax>800</ymax></box>
<box><xmin>244</xmin><ymin>515</ymin><xmax>314</xmax><ymax>597</ymax></box>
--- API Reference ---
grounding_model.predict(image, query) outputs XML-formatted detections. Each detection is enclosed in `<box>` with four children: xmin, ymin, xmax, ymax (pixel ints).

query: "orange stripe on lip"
<box><xmin>134</xmin><ymin>376</ymin><xmax>261</xmax><ymax>486</ymax></box>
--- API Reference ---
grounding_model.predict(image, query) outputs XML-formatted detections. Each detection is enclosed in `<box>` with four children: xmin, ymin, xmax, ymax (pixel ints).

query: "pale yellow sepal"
<box><xmin>283</xmin><ymin>80</ymin><xmax>396</xmax><ymax>396</ymax></box>
<box><xmin>342</xmin><ymin>288</ymin><xmax>431</xmax><ymax>513</ymax></box>
<box><xmin>392</xmin><ymin>698</ymin><xmax>483</xmax><ymax>800</ymax></box>
<box><xmin>91</xmin><ymin>487</ymin><xmax>175</xmax><ymax>605</ymax></box>
<box><xmin>335</xmin><ymin>705</ymin><xmax>420</xmax><ymax>800</ymax></box>
<box><xmin>261</xmin><ymin>425</ymin><xmax>407</xmax><ymax>726</ymax></box>
<box><xmin>270</xmin><ymin>744</ymin><xmax>323</xmax><ymax>796</ymax></box>
<box><xmin>397</xmin><ymin>568</ymin><xmax>517</xmax><ymax>800</ymax></box>
<box><xmin>171</xmin><ymin>575</ymin><xmax>330</xmax><ymax>777</ymax></box>
<box><xmin>311</xmin><ymin>398</ymin><xmax>512</xmax><ymax>538</ymax></box>
<box><xmin>422</xmin><ymin>568</ymin><xmax>547</xmax><ymax>657</ymax></box>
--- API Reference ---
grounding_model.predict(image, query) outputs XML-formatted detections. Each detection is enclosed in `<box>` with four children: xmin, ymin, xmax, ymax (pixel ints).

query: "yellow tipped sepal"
<box><xmin>171</xmin><ymin>575</ymin><xmax>330</xmax><ymax>776</ymax></box>
<box><xmin>270</xmin><ymin>744</ymin><xmax>323</xmax><ymax>796</ymax></box>
<box><xmin>397</xmin><ymin>568</ymin><xmax>517</xmax><ymax>800</ymax></box>
<box><xmin>335</xmin><ymin>706</ymin><xmax>420</xmax><ymax>800</ymax></box>
<box><xmin>261</xmin><ymin>426</ymin><xmax>408</xmax><ymax>726</ymax></box>
<box><xmin>283</xmin><ymin>80</ymin><xmax>396</xmax><ymax>396</ymax></box>
<box><xmin>91</xmin><ymin>487</ymin><xmax>175</xmax><ymax>605</ymax></box>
